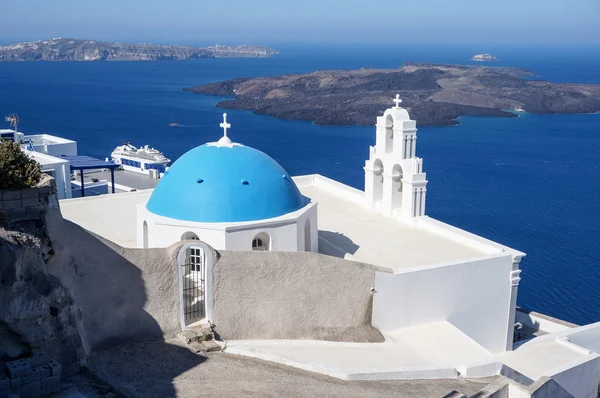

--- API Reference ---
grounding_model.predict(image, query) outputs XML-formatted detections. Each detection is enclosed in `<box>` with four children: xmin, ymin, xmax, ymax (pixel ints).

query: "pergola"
<box><xmin>61</xmin><ymin>155</ymin><xmax>120</xmax><ymax>197</ymax></box>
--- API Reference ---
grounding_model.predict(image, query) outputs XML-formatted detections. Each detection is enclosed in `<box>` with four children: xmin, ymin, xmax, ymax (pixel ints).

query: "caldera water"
<box><xmin>1</xmin><ymin>43</ymin><xmax>599</xmax><ymax>325</ymax></box>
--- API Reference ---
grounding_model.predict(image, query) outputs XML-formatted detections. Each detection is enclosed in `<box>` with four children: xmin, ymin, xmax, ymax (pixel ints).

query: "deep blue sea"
<box><xmin>1</xmin><ymin>43</ymin><xmax>600</xmax><ymax>325</ymax></box>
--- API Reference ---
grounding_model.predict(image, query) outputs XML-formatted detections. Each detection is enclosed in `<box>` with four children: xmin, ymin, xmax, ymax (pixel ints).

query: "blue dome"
<box><xmin>146</xmin><ymin>144</ymin><xmax>308</xmax><ymax>223</ymax></box>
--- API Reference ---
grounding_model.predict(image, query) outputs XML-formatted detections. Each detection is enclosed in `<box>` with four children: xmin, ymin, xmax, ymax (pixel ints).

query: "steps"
<box><xmin>176</xmin><ymin>321</ymin><xmax>221</xmax><ymax>353</ymax></box>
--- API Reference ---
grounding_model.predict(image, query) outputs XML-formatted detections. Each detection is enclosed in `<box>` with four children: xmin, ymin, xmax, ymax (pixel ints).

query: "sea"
<box><xmin>1</xmin><ymin>42</ymin><xmax>599</xmax><ymax>326</ymax></box>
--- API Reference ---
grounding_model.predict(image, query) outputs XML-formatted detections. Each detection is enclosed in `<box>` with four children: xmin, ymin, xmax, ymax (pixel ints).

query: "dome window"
<box><xmin>252</xmin><ymin>232</ymin><xmax>270</xmax><ymax>251</ymax></box>
<box><xmin>197</xmin><ymin>178</ymin><xmax>204</xmax><ymax>184</ymax></box>
<box><xmin>241</xmin><ymin>179</ymin><xmax>249</xmax><ymax>185</ymax></box>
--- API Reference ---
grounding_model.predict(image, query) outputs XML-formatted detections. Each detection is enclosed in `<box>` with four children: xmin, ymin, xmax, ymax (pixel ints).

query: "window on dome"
<box><xmin>252</xmin><ymin>232</ymin><xmax>270</xmax><ymax>251</ymax></box>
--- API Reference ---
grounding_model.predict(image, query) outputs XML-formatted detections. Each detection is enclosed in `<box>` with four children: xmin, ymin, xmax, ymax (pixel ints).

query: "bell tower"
<box><xmin>364</xmin><ymin>95</ymin><xmax>428</xmax><ymax>219</ymax></box>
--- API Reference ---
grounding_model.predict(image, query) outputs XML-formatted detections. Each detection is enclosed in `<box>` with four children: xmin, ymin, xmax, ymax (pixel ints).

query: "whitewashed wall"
<box><xmin>28</xmin><ymin>152</ymin><xmax>72</xmax><ymax>200</ymax></box>
<box><xmin>372</xmin><ymin>254</ymin><xmax>514</xmax><ymax>353</ymax></box>
<box><xmin>148</xmin><ymin>223</ymin><xmax>227</xmax><ymax>249</ymax></box>
<box><xmin>549</xmin><ymin>354</ymin><xmax>600</xmax><ymax>398</ymax></box>
<box><xmin>138</xmin><ymin>202</ymin><xmax>318</xmax><ymax>253</ymax></box>
<box><xmin>24</xmin><ymin>134</ymin><xmax>78</xmax><ymax>157</ymax></box>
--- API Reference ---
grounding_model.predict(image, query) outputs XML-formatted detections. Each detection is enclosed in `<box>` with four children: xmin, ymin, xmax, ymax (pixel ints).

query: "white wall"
<box><xmin>298</xmin><ymin>206</ymin><xmax>319</xmax><ymax>253</ymax></box>
<box><xmin>372</xmin><ymin>254</ymin><xmax>514</xmax><ymax>354</ymax></box>
<box><xmin>515</xmin><ymin>309</ymin><xmax>575</xmax><ymax>335</ymax></box>
<box><xmin>149</xmin><ymin>222</ymin><xmax>226</xmax><ymax>249</ymax></box>
<box><xmin>226</xmin><ymin>221</ymin><xmax>298</xmax><ymax>251</ymax></box>
<box><xmin>23</xmin><ymin>134</ymin><xmax>78</xmax><ymax>157</ymax></box>
<box><xmin>565</xmin><ymin>324</ymin><xmax>600</xmax><ymax>353</ymax></box>
<box><xmin>138</xmin><ymin>202</ymin><xmax>318</xmax><ymax>253</ymax></box>
<box><xmin>548</xmin><ymin>354</ymin><xmax>600</xmax><ymax>398</ymax></box>
<box><xmin>71</xmin><ymin>181</ymin><xmax>109</xmax><ymax>198</ymax></box>
<box><xmin>28</xmin><ymin>151</ymin><xmax>72</xmax><ymax>200</ymax></box>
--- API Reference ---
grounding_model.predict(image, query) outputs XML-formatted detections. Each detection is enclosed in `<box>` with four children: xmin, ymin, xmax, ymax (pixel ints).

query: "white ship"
<box><xmin>110</xmin><ymin>143</ymin><xmax>170</xmax><ymax>176</ymax></box>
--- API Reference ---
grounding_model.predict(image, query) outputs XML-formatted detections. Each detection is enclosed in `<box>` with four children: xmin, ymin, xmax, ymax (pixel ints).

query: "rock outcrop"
<box><xmin>0</xmin><ymin>38</ymin><xmax>279</xmax><ymax>62</ymax></box>
<box><xmin>185</xmin><ymin>62</ymin><xmax>600</xmax><ymax>126</ymax></box>
<box><xmin>0</xmin><ymin>176</ymin><xmax>85</xmax><ymax>373</ymax></box>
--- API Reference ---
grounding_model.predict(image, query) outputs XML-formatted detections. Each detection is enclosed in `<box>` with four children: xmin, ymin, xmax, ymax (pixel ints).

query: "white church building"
<box><xmin>136</xmin><ymin>114</ymin><xmax>318</xmax><ymax>252</ymax></box>
<box><xmin>57</xmin><ymin>97</ymin><xmax>600</xmax><ymax>398</ymax></box>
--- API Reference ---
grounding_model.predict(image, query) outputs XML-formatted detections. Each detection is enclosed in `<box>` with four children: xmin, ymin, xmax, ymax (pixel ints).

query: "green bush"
<box><xmin>0</xmin><ymin>140</ymin><xmax>41</xmax><ymax>190</ymax></box>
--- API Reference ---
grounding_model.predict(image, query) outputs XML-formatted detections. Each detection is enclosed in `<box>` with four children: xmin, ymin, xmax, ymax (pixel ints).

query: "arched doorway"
<box><xmin>372</xmin><ymin>159</ymin><xmax>384</xmax><ymax>211</ymax></box>
<box><xmin>142</xmin><ymin>221</ymin><xmax>148</xmax><ymax>248</ymax></box>
<box><xmin>304</xmin><ymin>219</ymin><xmax>311</xmax><ymax>252</ymax></box>
<box><xmin>252</xmin><ymin>232</ymin><xmax>270</xmax><ymax>251</ymax></box>
<box><xmin>391</xmin><ymin>164</ymin><xmax>403</xmax><ymax>216</ymax></box>
<box><xmin>180</xmin><ymin>245</ymin><xmax>206</xmax><ymax>326</ymax></box>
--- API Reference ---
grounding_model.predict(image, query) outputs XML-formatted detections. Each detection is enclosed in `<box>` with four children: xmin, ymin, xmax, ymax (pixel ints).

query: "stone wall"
<box><xmin>0</xmin><ymin>180</ymin><xmax>86</xmax><ymax>381</ymax></box>
<box><xmin>44</xmin><ymin>205</ymin><xmax>182</xmax><ymax>354</ymax></box>
<box><xmin>3</xmin><ymin>174</ymin><xmax>385</xmax><ymax>364</ymax></box>
<box><xmin>1</xmin><ymin>176</ymin><xmax>180</xmax><ymax>375</ymax></box>
<box><xmin>0</xmin><ymin>174</ymin><xmax>56</xmax><ymax>223</ymax></box>
<box><xmin>211</xmin><ymin>250</ymin><xmax>384</xmax><ymax>342</ymax></box>
<box><xmin>1</xmin><ymin>353</ymin><xmax>66</xmax><ymax>397</ymax></box>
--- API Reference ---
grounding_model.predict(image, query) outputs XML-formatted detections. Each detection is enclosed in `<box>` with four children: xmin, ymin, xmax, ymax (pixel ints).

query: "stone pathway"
<box><xmin>90</xmin><ymin>339</ymin><xmax>495</xmax><ymax>398</ymax></box>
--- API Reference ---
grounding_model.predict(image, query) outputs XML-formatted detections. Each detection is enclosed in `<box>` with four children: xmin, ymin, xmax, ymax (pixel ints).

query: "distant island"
<box><xmin>184</xmin><ymin>63</ymin><xmax>600</xmax><ymax>126</ymax></box>
<box><xmin>472</xmin><ymin>54</ymin><xmax>497</xmax><ymax>62</ymax></box>
<box><xmin>0</xmin><ymin>38</ymin><xmax>279</xmax><ymax>62</ymax></box>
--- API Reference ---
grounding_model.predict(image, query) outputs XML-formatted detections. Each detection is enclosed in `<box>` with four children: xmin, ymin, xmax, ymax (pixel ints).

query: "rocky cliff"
<box><xmin>0</xmin><ymin>38</ymin><xmax>279</xmax><ymax>62</ymax></box>
<box><xmin>0</xmin><ymin>176</ymin><xmax>85</xmax><ymax>373</ymax></box>
<box><xmin>0</xmin><ymin>173</ymin><xmax>188</xmax><ymax>373</ymax></box>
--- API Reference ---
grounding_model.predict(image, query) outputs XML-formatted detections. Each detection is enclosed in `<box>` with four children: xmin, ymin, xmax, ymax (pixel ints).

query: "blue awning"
<box><xmin>60</xmin><ymin>155</ymin><xmax>120</xmax><ymax>171</ymax></box>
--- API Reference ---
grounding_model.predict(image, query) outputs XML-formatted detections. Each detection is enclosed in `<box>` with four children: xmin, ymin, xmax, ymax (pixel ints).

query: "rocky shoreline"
<box><xmin>184</xmin><ymin>63</ymin><xmax>600</xmax><ymax>127</ymax></box>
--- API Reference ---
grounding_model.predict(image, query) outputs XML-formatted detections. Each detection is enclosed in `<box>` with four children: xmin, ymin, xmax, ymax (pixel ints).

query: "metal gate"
<box><xmin>181</xmin><ymin>246</ymin><xmax>206</xmax><ymax>324</ymax></box>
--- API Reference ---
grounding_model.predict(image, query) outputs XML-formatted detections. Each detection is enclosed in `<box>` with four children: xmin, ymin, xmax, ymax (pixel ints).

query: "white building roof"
<box><xmin>59</xmin><ymin>174</ymin><xmax>520</xmax><ymax>270</ymax></box>
<box><xmin>300</xmin><ymin>183</ymin><xmax>485</xmax><ymax>269</ymax></box>
<box><xmin>60</xmin><ymin>189</ymin><xmax>150</xmax><ymax>248</ymax></box>
<box><xmin>23</xmin><ymin>133</ymin><xmax>76</xmax><ymax>146</ymax></box>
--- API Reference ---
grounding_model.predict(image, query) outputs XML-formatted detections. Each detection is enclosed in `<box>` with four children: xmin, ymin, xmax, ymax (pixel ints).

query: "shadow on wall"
<box><xmin>318</xmin><ymin>230</ymin><xmax>360</xmax><ymax>256</ymax></box>
<box><xmin>44</xmin><ymin>215</ymin><xmax>218</xmax><ymax>396</ymax></box>
<box><xmin>45</xmin><ymin>214</ymin><xmax>166</xmax><ymax>352</ymax></box>
<box><xmin>44</xmin><ymin>203</ymin><xmax>213</xmax><ymax>394</ymax></box>
<box><xmin>0</xmin><ymin>179</ymin><xmax>215</xmax><ymax>395</ymax></box>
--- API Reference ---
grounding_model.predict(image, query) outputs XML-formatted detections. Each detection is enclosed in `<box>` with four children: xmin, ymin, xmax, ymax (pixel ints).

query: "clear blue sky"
<box><xmin>2</xmin><ymin>0</ymin><xmax>599</xmax><ymax>45</ymax></box>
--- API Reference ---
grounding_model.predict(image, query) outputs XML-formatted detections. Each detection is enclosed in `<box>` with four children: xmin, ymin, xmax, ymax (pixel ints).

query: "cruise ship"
<box><xmin>110</xmin><ymin>143</ymin><xmax>171</xmax><ymax>175</ymax></box>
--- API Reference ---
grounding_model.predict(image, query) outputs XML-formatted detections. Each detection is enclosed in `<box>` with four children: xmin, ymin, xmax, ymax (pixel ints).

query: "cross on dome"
<box><xmin>393</xmin><ymin>94</ymin><xmax>403</xmax><ymax>108</ymax></box>
<box><xmin>215</xmin><ymin>113</ymin><xmax>234</xmax><ymax>145</ymax></box>
<box><xmin>220</xmin><ymin>113</ymin><xmax>231</xmax><ymax>138</ymax></box>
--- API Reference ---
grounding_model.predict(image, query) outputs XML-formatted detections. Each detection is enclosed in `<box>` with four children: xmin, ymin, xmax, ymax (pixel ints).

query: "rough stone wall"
<box><xmin>0</xmin><ymin>174</ymin><xmax>56</xmax><ymax>223</ymax></box>
<box><xmin>211</xmin><ymin>250</ymin><xmax>384</xmax><ymax>342</ymax></box>
<box><xmin>43</xmin><ymin>204</ymin><xmax>182</xmax><ymax>353</ymax></box>
<box><xmin>0</xmin><ymin>210</ymin><xmax>85</xmax><ymax>374</ymax></box>
<box><xmin>1</xmin><ymin>177</ymin><xmax>182</xmax><ymax>370</ymax></box>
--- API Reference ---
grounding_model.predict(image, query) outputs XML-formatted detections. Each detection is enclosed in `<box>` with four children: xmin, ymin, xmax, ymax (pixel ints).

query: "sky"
<box><xmin>2</xmin><ymin>0</ymin><xmax>599</xmax><ymax>46</ymax></box>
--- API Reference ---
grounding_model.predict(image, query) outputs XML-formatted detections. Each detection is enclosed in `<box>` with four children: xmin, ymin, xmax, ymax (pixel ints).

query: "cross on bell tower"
<box><xmin>393</xmin><ymin>94</ymin><xmax>402</xmax><ymax>108</ymax></box>
<box><xmin>363</xmin><ymin>93</ymin><xmax>428</xmax><ymax>219</ymax></box>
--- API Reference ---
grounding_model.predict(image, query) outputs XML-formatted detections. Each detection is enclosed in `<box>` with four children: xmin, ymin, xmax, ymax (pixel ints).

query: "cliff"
<box><xmin>0</xmin><ymin>38</ymin><xmax>279</xmax><ymax>62</ymax></box>
<box><xmin>0</xmin><ymin>174</ymin><xmax>179</xmax><ymax>377</ymax></box>
<box><xmin>0</xmin><ymin>175</ymin><xmax>85</xmax><ymax>373</ymax></box>
<box><xmin>184</xmin><ymin>63</ymin><xmax>600</xmax><ymax>126</ymax></box>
